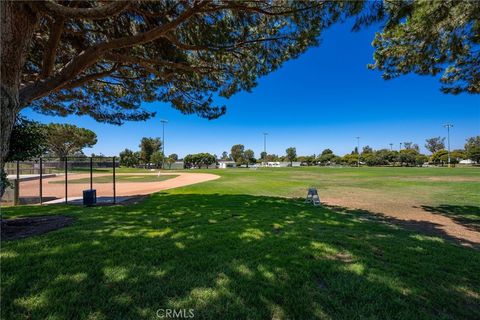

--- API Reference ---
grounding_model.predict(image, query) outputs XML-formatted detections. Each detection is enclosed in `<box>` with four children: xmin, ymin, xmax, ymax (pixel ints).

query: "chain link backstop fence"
<box><xmin>2</xmin><ymin>156</ymin><xmax>118</xmax><ymax>206</ymax></box>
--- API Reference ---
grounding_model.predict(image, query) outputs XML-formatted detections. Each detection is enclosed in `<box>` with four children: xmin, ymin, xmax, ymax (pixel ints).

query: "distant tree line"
<box><xmin>117</xmin><ymin>134</ymin><xmax>479</xmax><ymax>169</ymax></box>
<box><xmin>220</xmin><ymin>145</ymin><xmax>298</xmax><ymax>166</ymax></box>
<box><xmin>119</xmin><ymin>137</ymin><xmax>178</xmax><ymax>169</ymax></box>
<box><xmin>294</xmin><ymin>136</ymin><xmax>480</xmax><ymax>167</ymax></box>
<box><xmin>222</xmin><ymin>136</ymin><xmax>479</xmax><ymax>167</ymax></box>
<box><xmin>11</xmin><ymin>118</ymin><xmax>478</xmax><ymax>170</ymax></box>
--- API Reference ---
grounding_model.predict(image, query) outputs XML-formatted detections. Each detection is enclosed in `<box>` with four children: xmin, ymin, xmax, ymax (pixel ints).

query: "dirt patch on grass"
<box><xmin>1</xmin><ymin>216</ymin><xmax>74</xmax><ymax>241</ymax></box>
<box><xmin>322</xmin><ymin>191</ymin><xmax>480</xmax><ymax>249</ymax></box>
<box><xmin>405</xmin><ymin>176</ymin><xmax>480</xmax><ymax>182</ymax></box>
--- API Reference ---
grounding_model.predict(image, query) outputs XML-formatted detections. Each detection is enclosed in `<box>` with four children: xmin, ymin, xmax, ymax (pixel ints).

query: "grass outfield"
<box><xmin>2</xmin><ymin>167</ymin><xmax>479</xmax><ymax>319</ymax></box>
<box><xmin>182</xmin><ymin>167</ymin><xmax>480</xmax><ymax>225</ymax></box>
<box><xmin>49</xmin><ymin>174</ymin><xmax>179</xmax><ymax>184</ymax></box>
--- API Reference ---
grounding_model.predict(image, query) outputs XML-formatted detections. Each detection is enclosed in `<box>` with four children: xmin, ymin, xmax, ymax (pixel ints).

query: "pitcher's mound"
<box><xmin>1</xmin><ymin>216</ymin><xmax>74</xmax><ymax>241</ymax></box>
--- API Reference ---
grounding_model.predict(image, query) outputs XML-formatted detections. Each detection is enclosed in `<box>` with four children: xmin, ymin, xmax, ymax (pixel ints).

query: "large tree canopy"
<box><xmin>119</xmin><ymin>148</ymin><xmax>140</xmax><ymax>167</ymax></box>
<box><xmin>184</xmin><ymin>152</ymin><xmax>216</xmax><ymax>168</ymax></box>
<box><xmin>425</xmin><ymin>136</ymin><xmax>445</xmax><ymax>154</ymax></box>
<box><xmin>230</xmin><ymin>144</ymin><xmax>245</xmax><ymax>165</ymax></box>
<box><xmin>7</xmin><ymin>116</ymin><xmax>48</xmax><ymax>162</ymax></box>
<box><xmin>139</xmin><ymin>137</ymin><xmax>162</xmax><ymax>165</ymax></box>
<box><xmin>44</xmin><ymin>123</ymin><xmax>97</xmax><ymax>157</ymax></box>
<box><xmin>285</xmin><ymin>147</ymin><xmax>297</xmax><ymax>164</ymax></box>
<box><xmin>357</xmin><ymin>0</ymin><xmax>480</xmax><ymax>94</ymax></box>
<box><xmin>3</xmin><ymin>1</ymin><xmax>477</xmax><ymax>127</ymax></box>
<box><xmin>5</xmin><ymin>0</ymin><xmax>357</xmax><ymax>123</ymax></box>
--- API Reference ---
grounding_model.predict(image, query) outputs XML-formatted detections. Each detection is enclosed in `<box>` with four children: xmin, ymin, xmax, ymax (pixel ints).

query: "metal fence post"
<box><xmin>39</xmin><ymin>157</ymin><xmax>43</xmax><ymax>205</ymax></box>
<box><xmin>65</xmin><ymin>157</ymin><xmax>68</xmax><ymax>204</ymax></box>
<box><xmin>113</xmin><ymin>156</ymin><xmax>116</xmax><ymax>204</ymax></box>
<box><xmin>13</xmin><ymin>179</ymin><xmax>19</xmax><ymax>206</ymax></box>
<box><xmin>90</xmin><ymin>156</ymin><xmax>93</xmax><ymax>190</ymax></box>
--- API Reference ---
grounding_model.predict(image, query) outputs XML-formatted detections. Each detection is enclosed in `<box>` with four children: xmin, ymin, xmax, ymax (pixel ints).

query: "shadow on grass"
<box><xmin>420</xmin><ymin>205</ymin><xmax>480</xmax><ymax>233</ymax></box>
<box><xmin>1</xmin><ymin>194</ymin><xmax>479</xmax><ymax>319</ymax></box>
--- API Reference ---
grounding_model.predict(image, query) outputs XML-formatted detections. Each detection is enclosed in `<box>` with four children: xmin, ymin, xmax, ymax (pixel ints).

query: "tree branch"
<box><xmin>61</xmin><ymin>69</ymin><xmax>116</xmax><ymax>91</ymax></box>
<box><xmin>96</xmin><ymin>2</ymin><xmax>207</xmax><ymax>51</ymax></box>
<box><xmin>41</xmin><ymin>17</ymin><xmax>65</xmax><ymax>78</ymax></box>
<box><xmin>19</xmin><ymin>3</ymin><xmax>206</xmax><ymax>105</ymax></box>
<box><xmin>94</xmin><ymin>79</ymin><xmax>128</xmax><ymax>89</ymax></box>
<box><xmin>129</xmin><ymin>2</ymin><xmax>184</xmax><ymax>19</ymax></box>
<box><xmin>162</xmin><ymin>34</ymin><xmax>212</xmax><ymax>51</ymax></box>
<box><xmin>42</xmin><ymin>1</ymin><xmax>131</xmax><ymax>20</ymax></box>
<box><xmin>201</xmin><ymin>2</ymin><xmax>319</xmax><ymax>16</ymax></box>
<box><xmin>162</xmin><ymin>33</ymin><xmax>296</xmax><ymax>52</ymax></box>
<box><xmin>105</xmin><ymin>52</ymin><xmax>223</xmax><ymax>74</ymax></box>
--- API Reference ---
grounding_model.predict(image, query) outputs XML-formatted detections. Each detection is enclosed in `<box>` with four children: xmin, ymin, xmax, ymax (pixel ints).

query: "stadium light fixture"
<box><xmin>160</xmin><ymin>119</ymin><xmax>168</xmax><ymax>169</ymax></box>
<box><xmin>443</xmin><ymin>124</ymin><xmax>453</xmax><ymax>167</ymax></box>
<box><xmin>356</xmin><ymin>136</ymin><xmax>360</xmax><ymax>167</ymax></box>
<box><xmin>263</xmin><ymin>132</ymin><xmax>268</xmax><ymax>158</ymax></box>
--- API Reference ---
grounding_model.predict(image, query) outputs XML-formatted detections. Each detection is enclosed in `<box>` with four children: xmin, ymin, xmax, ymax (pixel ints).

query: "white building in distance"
<box><xmin>218</xmin><ymin>160</ymin><xmax>236</xmax><ymax>169</ymax></box>
<box><xmin>261</xmin><ymin>161</ymin><xmax>301</xmax><ymax>167</ymax></box>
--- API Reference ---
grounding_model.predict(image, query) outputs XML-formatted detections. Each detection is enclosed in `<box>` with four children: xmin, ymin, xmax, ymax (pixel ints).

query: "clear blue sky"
<box><xmin>22</xmin><ymin>19</ymin><xmax>480</xmax><ymax>157</ymax></box>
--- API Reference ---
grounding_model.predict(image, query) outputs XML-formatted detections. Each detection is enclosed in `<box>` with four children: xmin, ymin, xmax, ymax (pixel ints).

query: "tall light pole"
<box><xmin>443</xmin><ymin>124</ymin><xmax>453</xmax><ymax>167</ymax></box>
<box><xmin>160</xmin><ymin>119</ymin><xmax>168</xmax><ymax>169</ymax></box>
<box><xmin>389</xmin><ymin>143</ymin><xmax>393</xmax><ymax>151</ymax></box>
<box><xmin>356</xmin><ymin>136</ymin><xmax>360</xmax><ymax>167</ymax></box>
<box><xmin>263</xmin><ymin>132</ymin><xmax>268</xmax><ymax>159</ymax></box>
<box><xmin>399</xmin><ymin>142</ymin><xmax>403</xmax><ymax>151</ymax></box>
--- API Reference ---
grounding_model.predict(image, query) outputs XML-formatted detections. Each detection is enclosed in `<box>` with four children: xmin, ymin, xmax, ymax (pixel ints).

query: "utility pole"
<box><xmin>263</xmin><ymin>132</ymin><xmax>268</xmax><ymax>159</ymax></box>
<box><xmin>356</xmin><ymin>136</ymin><xmax>360</xmax><ymax>167</ymax></box>
<box><xmin>443</xmin><ymin>124</ymin><xmax>453</xmax><ymax>167</ymax></box>
<box><xmin>160</xmin><ymin>119</ymin><xmax>168</xmax><ymax>169</ymax></box>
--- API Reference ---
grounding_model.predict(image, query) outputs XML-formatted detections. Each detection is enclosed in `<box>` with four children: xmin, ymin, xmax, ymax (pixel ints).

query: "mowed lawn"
<box><xmin>1</xmin><ymin>167</ymin><xmax>479</xmax><ymax>319</ymax></box>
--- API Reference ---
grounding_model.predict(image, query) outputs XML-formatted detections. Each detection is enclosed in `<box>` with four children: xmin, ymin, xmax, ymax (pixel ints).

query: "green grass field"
<box><xmin>2</xmin><ymin>167</ymin><xmax>479</xmax><ymax>319</ymax></box>
<box><xmin>49</xmin><ymin>174</ymin><xmax>178</xmax><ymax>184</ymax></box>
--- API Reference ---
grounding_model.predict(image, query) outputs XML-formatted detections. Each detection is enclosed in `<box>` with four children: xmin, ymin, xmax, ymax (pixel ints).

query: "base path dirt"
<box><xmin>18</xmin><ymin>172</ymin><xmax>220</xmax><ymax>201</ymax></box>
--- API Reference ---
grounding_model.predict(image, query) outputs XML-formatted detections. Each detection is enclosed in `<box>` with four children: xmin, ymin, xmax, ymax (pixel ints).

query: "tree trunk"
<box><xmin>1</xmin><ymin>1</ymin><xmax>39</xmax><ymax>197</ymax></box>
<box><xmin>0</xmin><ymin>90</ymin><xmax>18</xmax><ymax>195</ymax></box>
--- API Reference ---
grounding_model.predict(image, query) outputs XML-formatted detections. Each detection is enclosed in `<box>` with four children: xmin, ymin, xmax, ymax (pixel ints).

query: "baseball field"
<box><xmin>1</xmin><ymin>167</ymin><xmax>479</xmax><ymax>319</ymax></box>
